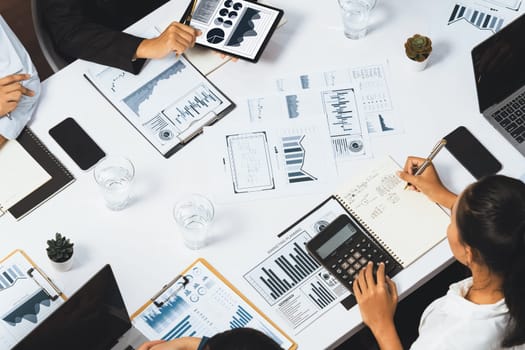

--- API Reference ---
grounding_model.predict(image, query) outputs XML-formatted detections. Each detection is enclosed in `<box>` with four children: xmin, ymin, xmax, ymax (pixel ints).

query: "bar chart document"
<box><xmin>85</xmin><ymin>54</ymin><xmax>234</xmax><ymax>157</ymax></box>
<box><xmin>131</xmin><ymin>259</ymin><xmax>296</xmax><ymax>349</ymax></box>
<box><xmin>204</xmin><ymin>124</ymin><xmax>337</xmax><ymax>202</ymax></box>
<box><xmin>273</xmin><ymin>63</ymin><xmax>400</xmax><ymax>137</ymax></box>
<box><xmin>244</xmin><ymin>199</ymin><xmax>351</xmax><ymax>333</ymax></box>
<box><xmin>0</xmin><ymin>250</ymin><xmax>65</xmax><ymax>349</ymax></box>
<box><xmin>189</xmin><ymin>0</ymin><xmax>283</xmax><ymax>61</ymax></box>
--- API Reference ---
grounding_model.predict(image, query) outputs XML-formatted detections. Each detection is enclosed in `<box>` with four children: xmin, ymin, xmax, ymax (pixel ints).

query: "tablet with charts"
<box><xmin>188</xmin><ymin>0</ymin><xmax>284</xmax><ymax>62</ymax></box>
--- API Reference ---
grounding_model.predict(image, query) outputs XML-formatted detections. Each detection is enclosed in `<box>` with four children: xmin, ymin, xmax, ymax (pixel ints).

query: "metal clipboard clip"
<box><xmin>151</xmin><ymin>275</ymin><xmax>190</xmax><ymax>307</ymax></box>
<box><xmin>27</xmin><ymin>267</ymin><xmax>63</xmax><ymax>301</ymax></box>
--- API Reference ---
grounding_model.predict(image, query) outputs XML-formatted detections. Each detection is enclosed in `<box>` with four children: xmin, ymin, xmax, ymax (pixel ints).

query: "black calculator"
<box><xmin>306</xmin><ymin>214</ymin><xmax>403</xmax><ymax>293</ymax></box>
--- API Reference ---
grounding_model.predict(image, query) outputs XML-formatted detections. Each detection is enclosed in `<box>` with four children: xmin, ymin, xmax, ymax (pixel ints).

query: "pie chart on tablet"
<box><xmin>207</xmin><ymin>28</ymin><xmax>225</xmax><ymax>44</ymax></box>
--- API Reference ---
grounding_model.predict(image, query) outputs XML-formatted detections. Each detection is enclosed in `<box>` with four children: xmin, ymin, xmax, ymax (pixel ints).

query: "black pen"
<box><xmin>181</xmin><ymin>0</ymin><xmax>198</xmax><ymax>25</ymax></box>
<box><xmin>404</xmin><ymin>139</ymin><xmax>447</xmax><ymax>190</ymax></box>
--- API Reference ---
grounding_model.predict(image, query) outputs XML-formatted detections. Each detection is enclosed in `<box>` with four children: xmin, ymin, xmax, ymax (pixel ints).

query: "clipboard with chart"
<box><xmin>0</xmin><ymin>250</ymin><xmax>66</xmax><ymax>349</ymax></box>
<box><xmin>131</xmin><ymin>258</ymin><xmax>297</xmax><ymax>349</ymax></box>
<box><xmin>84</xmin><ymin>54</ymin><xmax>235</xmax><ymax>158</ymax></box>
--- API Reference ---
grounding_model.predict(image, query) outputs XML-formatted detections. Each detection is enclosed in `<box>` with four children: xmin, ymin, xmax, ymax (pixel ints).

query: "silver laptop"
<box><xmin>471</xmin><ymin>13</ymin><xmax>525</xmax><ymax>156</ymax></box>
<box><xmin>12</xmin><ymin>265</ymin><xmax>148</xmax><ymax>350</ymax></box>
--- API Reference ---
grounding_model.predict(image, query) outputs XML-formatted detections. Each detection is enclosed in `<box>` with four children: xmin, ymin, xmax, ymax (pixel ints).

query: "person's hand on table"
<box><xmin>212</xmin><ymin>50</ymin><xmax>239</xmax><ymax>62</ymax></box>
<box><xmin>138</xmin><ymin>340</ymin><xmax>166</xmax><ymax>350</ymax></box>
<box><xmin>0</xmin><ymin>135</ymin><xmax>6</xmax><ymax>148</ymax></box>
<box><xmin>397</xmin><ymin>156</ymin><xmax>457</xmax><ymax>209</ymax></box>
<box><xmin>0</xmin><ymin>74</ymin><xmax>35</xmax><ymax>116</ymax></box>
<box><xmin>353</xmin><ymin>262</ymin><xmax>402</xmax><ymax>350</ymax></box>
<box><xmin>135</xmin><ymin>22</ymin><xmax>201</xmax><ymax>59</ymax></box>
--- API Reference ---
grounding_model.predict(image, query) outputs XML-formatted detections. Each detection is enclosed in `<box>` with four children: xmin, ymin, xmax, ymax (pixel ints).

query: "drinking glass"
<box><xmin>93</xmin><ymin>156</ymin><xmax>135</xmax><ymax>210</ymax></box>
<box><xmin>338</xmin><ymin>0</ymin><xmax>374</xmax><ymax>39</ymax></box>
<box><xmin>173</xmin><ymin>194</ymin><xmax>215</xmax><ymax>250</ymax></box>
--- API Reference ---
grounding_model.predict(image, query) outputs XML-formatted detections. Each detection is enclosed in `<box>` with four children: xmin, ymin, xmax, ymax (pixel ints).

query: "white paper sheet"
<box><xmin>243</xmin><ymin>198</ymin><xmax>351</xmax><ymax>334</ymax></box>
<box><xmin>204</xmin><ymin>123</ymin><xmax>337</xmax><ymax>202</ymax></box>
<box><xmin>0</xmin><ymin>141</ymin><xmax>51</xmax><ymax>213</ymax></box>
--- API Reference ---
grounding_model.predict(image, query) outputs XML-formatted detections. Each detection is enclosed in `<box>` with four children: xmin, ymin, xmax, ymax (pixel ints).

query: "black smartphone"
<box><xmin>49</xmin><ymin>117</ymin><xmax>106</xmax><ymax>170</ymax></box>
<box><xmin>444</xmin><ymin>126</ymin><xmax>502</xmax><ymax>179</ymax></box>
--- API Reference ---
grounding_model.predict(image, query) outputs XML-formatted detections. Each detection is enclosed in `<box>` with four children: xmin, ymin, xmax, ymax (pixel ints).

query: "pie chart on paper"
<box><xmin>207</xmin><ymin>28</ymin><xmax>225</xmax><ymax>44</ymax></box>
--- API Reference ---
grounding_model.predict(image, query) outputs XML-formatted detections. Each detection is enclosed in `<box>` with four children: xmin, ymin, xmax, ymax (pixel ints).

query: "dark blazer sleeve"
<box><xmin>43</xmin><ymin>0</ymin><xmax>147</xmax><ymax>74</ymax></box>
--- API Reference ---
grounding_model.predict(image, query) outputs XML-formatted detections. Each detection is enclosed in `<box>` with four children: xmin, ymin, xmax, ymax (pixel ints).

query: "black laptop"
<box><xmin>471</xmin><ymin>13</ymin><xmax>525</xmax><ymax>156</ymax></box>
<box><xmin>12</xmin><ymin>265</ymin><xmax>148</xmax><ymax>350</ymax></box>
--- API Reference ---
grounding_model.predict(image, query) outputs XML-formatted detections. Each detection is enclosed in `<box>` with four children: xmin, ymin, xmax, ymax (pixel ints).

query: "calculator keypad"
<box><xmin>325</xmin><ymin>232</ymin><xmax>401</xmax><ymax>292</ymax></box>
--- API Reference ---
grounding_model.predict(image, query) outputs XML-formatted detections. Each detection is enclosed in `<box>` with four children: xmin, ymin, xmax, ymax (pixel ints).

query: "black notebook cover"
<box><xmin>8</xmin><ymin>128</ymin><xmax>75</xmax><ymax>220</ymax></box>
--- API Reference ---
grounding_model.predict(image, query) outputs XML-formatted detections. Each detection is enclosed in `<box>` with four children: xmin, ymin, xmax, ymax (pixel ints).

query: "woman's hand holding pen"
<box><xmin>397</xmin><ymin>156</ymin><xmax>457</xmax><ymax>209</ymax></box>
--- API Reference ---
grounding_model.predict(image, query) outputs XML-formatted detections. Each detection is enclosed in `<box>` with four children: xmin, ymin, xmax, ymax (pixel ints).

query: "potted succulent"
<box><xmin>404</xmin><ymin>34</ymin><xmax>432</xmax><ymax>71</ymax></box>
<box><xmin>47</xmin><ymin>233</ymin><xmax>74</xmax><ymax>271</ymax></box>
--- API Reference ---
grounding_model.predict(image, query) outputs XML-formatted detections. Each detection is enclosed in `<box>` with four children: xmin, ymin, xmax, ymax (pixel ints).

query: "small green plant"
<box><xmin>46</xmin><ymin>233</ymin><xmax>74</xmax><ymax>263</ymax></box>
<box><xmin>404</xmin><ymin>34</ymin><xmax>432</xmax><ymax>62</ymax></box>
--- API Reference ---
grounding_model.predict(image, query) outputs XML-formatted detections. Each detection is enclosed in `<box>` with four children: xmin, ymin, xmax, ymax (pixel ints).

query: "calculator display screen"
<box><xmin>316</xmin><ymin>224</ymin><xmax>357</xmax><ymax>259</ymax></box>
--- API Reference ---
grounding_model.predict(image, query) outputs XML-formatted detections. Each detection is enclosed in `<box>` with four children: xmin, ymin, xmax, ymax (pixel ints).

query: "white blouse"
<box><xmin>410</xmin><ymin>277</ymin><xmax>524</xmax><ymax>350</ymax></box>
<box><xmin>0</xmin><ymin>15</ymin><xmax>40</xmax><ymax>139</ymax></box>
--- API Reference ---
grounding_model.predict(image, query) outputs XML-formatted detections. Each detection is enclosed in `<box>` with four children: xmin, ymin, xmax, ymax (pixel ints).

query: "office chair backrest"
<box><xmin>30</xmin><ymin>0</ymin><xmax>68</xmax><ymax>73</ymax></box>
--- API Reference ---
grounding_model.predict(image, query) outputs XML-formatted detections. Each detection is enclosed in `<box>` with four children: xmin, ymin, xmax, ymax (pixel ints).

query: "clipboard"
<box><xmin>0</xmin><ymin>250</ymin><xmax>66</xmax><ymax>348</ymax></box>
<box><xmin>131</xmin><ymin>258</ymin><xmax>297</xmax><ymax>349</ymax></box>
<box><xmin>84</xmin><ymin>54</ymin><xmax>235</xmax><ymax>158</ymax></box>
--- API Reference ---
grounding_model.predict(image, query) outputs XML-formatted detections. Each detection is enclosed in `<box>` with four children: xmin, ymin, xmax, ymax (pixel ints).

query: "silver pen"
<box><xmin>404</xmin><ymin>139</ymin><xmax>447</xmax><ymax>189</ymax></box>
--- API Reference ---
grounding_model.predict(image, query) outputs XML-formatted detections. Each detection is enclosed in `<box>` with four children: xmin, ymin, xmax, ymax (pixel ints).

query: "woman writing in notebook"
<box><xmin>353</xmin><ymin>156</ymin><xmax>525</xmax><ymax>349</ymax></box>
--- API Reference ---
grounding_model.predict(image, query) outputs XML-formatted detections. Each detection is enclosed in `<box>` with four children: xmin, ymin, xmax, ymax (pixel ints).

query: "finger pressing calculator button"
<box><xmin>341</xmin><ymin>262</ymin><xmax>350</xmax><ymax>269</ymax></box>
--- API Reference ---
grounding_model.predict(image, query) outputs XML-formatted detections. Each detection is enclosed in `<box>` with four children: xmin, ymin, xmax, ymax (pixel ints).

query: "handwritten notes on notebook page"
<box><xmin>337</xmin><ymin>157</ymin><xmax>450</xmax><ymax>266</ymax></box>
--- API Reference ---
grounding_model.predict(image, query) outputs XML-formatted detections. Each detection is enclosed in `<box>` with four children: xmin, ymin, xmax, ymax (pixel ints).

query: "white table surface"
<box><xmin>1</xmin><ymin>0</ymin><xmax>524</xmax><ymax>349</ymax></box>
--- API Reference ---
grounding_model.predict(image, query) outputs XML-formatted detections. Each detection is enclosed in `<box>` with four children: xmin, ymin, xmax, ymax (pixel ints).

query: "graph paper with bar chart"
<box><xmin>244</xmin><ymin>198</ymin><xmax>351</xmax><ymax>332</ymax></box>
<box><xmin>0</xmin><ymin>250</ymin><xmax>65</xmax><ymax>349</ymax></box>
<box><xmin>132</xmin><ymin>259</ymin><xmax>296</xmax><ymax>349</ymax></box>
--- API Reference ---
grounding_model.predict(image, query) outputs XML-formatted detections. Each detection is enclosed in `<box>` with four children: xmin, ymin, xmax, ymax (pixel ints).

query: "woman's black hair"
<box><xmin>204</xmin><ymin>328</ymin><xmax>282</xmax><ymax>350</ymax></box>
<box><xmin>456</xmin><ymin>175</ymin><xmax>525</xmax><ymax>347</ymax></box>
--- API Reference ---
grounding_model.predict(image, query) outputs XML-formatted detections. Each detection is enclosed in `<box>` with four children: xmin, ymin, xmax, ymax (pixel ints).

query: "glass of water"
<box><xmin>173</xmin><ymin>194</ymin><xmax>215</xmax><ymax>250</ymax></box>
<box><xmin>338</xmin><ymin>0</ymin><xmax>373</xmax><ymax>39</ymax></box>
<box><xmin>93</xmin><ymin>156</ymin><xmax>135</xmax><ymax>210</ymax></box>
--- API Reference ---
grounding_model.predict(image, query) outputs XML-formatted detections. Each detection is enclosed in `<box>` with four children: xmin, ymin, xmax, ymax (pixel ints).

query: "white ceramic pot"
<box><xmin>407</xmin><ymin>55</ymin><xmax>430</xmax><ymax>71</ymax></box>
<box><xmin>49</xmin><ymin>256</ymin><xmax>73</xmax><ymax>272</ymax></box>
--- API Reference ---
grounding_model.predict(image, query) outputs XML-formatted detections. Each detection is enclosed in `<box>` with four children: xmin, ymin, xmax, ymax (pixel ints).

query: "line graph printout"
<box><xmin>85</xmin><ymin>54</ymin><xmax>233</xmax><ymax>156</ymax></box>
<box><xmin>0</xmin><ymin>251</ymin><xmax>64</xmax><ymax>349</ymax></box>
<box><xmin>247</xmin><ymin>88</ymin><xmax>372</xmax><ymax>161</ymax></box>
<box><xmin>244</xmin><ymin>198</ymin><xmax>350</xmax><ymax>333</ymax></box>
<box><xmin>206</xmin><ymin>125</ymin><xmax>337</xmax><ymax>202</ymax></box>
<box><xmin>132</xmin><ymin>260</ymin><xmax>295</xmax><ymax>349</ymax></box>
<box><xmin>274</xmin><ymin>63</ymin><xmax>401</xmax><ymax>136</ymax></box>
<box><xmin>189</xmin><ymin>0</ymin><xmax>282</xmax><ymax>60</ymax></box>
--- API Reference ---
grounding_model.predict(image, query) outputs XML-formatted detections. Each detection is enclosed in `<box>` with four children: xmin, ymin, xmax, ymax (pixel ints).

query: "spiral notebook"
<box><xmin>333</xmin><ymin>157</ymin><xmax>449</xmax><ymax>267</ymax></box>
<box><xmin>279</xmin><ymin>156</ymin><xmax>450</xmax><ymax>269</ymax></box>
<box><xmin>0</xmin><ymin>128</ymin><xmax>75</xmax><ymax>220</ymax></box>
